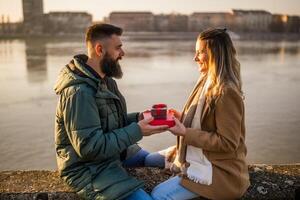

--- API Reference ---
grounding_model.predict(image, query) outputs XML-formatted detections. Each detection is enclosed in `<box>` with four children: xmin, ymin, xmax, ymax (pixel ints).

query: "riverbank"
<box><xmin>0</xmin><ymin>164</ymin><xmax>299</xmax><ymax>199</ymax></box>
<box><xmin>123</xmin><ymin>32</ymin><xmax>300</xmax><ymax>41</ymax></box>
<box><xmin>1</xmin><ymin>32</ymin><xmax>300</xmax><ymax>41</ymax></box>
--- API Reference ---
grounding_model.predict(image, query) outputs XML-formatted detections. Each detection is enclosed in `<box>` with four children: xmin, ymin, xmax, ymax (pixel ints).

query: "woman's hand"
<box><xmin>169</xmin><ymin>109</ymin><xmax>182</xmax><ymax>119</ymax></box>
<box><xmin>164</xmin><ymin>145</ymin><xmax>177</xmax><ymax>162</ymax></box>
<box><xmin>138</xmin><ymin>110</ymin><xmax>151</xmax><ymax>121</ymax></box>
<box><xmin>168</xmin><ymin>117</ymin><xmax>187</xmax><ymax>136</ymax></box>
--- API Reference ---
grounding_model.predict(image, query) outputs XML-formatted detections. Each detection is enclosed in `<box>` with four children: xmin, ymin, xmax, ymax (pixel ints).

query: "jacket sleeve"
<box><xmin>62</xmin><ymin>90</ymin><xmax>143</xmax><ymax>160</ymax></box>
<box><xmin>127</xmin><ymin>112</ymin><xmax>139</xmax><ymax>124</ymax></box>
<box><xmin>183</xmin><ymin>87</ymin><xmax>244</xmax><ymax>153</ymax></box>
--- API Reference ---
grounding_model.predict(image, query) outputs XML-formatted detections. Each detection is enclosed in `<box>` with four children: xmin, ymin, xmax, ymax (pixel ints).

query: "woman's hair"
<box><xmin>198</xmin><ymin>28</ymin><xmax>243</xmax><ymax>103</ymax></box>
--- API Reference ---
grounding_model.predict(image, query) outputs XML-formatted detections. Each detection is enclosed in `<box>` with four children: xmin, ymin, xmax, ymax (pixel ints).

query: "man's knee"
<box><xmin>144</xmin><ymin>153</ymin><xmax>165</xmax><ymax>168</ymax></box>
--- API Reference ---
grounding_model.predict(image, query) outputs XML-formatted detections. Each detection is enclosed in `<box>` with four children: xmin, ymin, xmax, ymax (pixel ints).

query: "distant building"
<box><xmin>20</xmin><ymin>0</ymin><xmax>92</xmax><ymax>36</ymax></box>
<box><xmin>154</xmin><ymin>14</ymin><xmax>188</xmax><ymax>32</ymax></box>
<box><xmin>188</xmin><ymin>12</ymin><xmax>234</xmax><ymax>32</ymax></box>
<box><xmin>44</xmin><ymin>12</ymin><xmax>92</xmax><ymax>34</ymax></box>
<box><xmin>22</xmin><ymin>0</ymin><xmax>44</xmax><ymax>34</ymax></box>
<box><xmin>109</xmin><ymin>12</ymin><xmax>155</xmax><ymax>31</ymax></box>
<box><xmin>286</xmin><ymin>15</ymin><xmax>300</xmax><ymax>33</ymax></box>
<box><xmin>270</xmin><ymin>14</ymin><xmax>287</xmax><ymax>32</ymax></box>
<box><xmin>154</xmin><ymin>15</ymin><xmax>169</xmax><ymax>31</ymax></box>
<box><xmin>2</xmin><ymin>1</ymin><xmax>300</xmax><ymax>36</ymax></box>
<box><xmin>168</xmin><ymin>14</ymin><xmax>188</xmax><ymax>32</ymax></box>
<box><xmin>231</xmin><ymin>9</ymin><xmax>272</xmax><ymax>32</ymax></box>
<box><xmin>1</xmin><ymin>22</ymin><xmax>22</xmax><ymax>34</ymax></box>
<box><xmin>0</xmin><ymin>21</ymin><xmax>22</xmax><ymax>35</ymax></box>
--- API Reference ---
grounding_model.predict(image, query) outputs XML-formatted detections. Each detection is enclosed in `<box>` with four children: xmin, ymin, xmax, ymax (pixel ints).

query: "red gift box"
<box><xmin>143</xmin><ymin>109</ymin><xmax>175</xmax><ymax>128</ymax></box>
<box><xmin>151</xmin><ymin>103</ymin><xmax>167</xmax><ymax>119</ymax></box>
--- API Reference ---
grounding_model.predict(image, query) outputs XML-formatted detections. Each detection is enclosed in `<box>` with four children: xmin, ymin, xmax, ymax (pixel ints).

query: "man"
<box><xmin>54</xmin><ymin>23</ymin><xmax>168</xmax><ymax>200</ymax></box>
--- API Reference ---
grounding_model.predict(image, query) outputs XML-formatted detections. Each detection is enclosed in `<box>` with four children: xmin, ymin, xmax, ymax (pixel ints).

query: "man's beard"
<box><xmin>100</xmin><ymin>53</ymin><xmax>123</xmax><ymax>79</ymax></box>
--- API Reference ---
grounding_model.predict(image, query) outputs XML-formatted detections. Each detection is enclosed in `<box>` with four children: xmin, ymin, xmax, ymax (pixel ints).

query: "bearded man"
<box><xmin>54</xmin><ymin>23</ymin><xmax>168</xmax><ymax>200</ymax></box>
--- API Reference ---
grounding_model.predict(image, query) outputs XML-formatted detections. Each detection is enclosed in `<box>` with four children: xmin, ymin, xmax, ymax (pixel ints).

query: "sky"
<box><xmin>0</xmin><ymin>0</ymin><xmax>300</xmax><ymax>22</ymax></box>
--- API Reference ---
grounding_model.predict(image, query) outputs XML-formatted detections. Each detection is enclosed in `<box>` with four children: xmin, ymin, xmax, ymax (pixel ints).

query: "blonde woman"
<box><xmin>149</xmin><ymin>28</ymin><xmax>250</xmax><ymax>200</ymax></box>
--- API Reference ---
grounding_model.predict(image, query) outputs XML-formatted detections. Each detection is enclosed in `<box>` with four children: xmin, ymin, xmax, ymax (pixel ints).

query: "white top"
<box><xmin>186</xmin><ymin>79</ymin><xmax>212</xmax><ymax>185</ymax></box>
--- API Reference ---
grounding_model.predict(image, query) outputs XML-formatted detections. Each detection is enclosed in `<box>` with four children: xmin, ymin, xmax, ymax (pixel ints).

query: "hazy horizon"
<box><xmin>0</xmin><ymin>0</ymin><xmax>300</xmax><ymax>22</ymax></box>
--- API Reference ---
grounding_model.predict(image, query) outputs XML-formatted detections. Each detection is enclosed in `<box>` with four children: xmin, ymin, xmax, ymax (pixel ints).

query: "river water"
<box><xmin>0</xmin><ymin>38</ymin><xmax>299</xmax><ymax>170</ymax></box>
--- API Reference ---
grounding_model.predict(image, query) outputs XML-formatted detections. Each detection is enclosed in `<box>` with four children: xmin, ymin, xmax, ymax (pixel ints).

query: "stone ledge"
<box><xmin>0</xmin><ymin>164</ymin><xmax>299</xmax><ymax>200</ymax></box>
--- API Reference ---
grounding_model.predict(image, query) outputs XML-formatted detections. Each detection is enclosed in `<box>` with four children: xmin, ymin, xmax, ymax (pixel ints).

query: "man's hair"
<box><xmin>85</xmin><ymin>23</ymin><xmax>123</xmax><ymax>44</ymax></box>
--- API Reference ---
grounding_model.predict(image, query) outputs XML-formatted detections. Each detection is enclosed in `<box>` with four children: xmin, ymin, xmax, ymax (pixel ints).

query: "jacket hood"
<box><xmin>54</xmin><ymin>54</ymin><xmax>99</xmax><ymax>95</ymax></box>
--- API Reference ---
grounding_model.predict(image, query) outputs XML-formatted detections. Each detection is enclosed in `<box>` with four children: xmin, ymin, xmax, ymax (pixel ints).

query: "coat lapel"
<box><xmin>177</xmin><ymin>77</ymin><xmax>205</xmax><ymax>163</ymax></box>
<box><xmin>201</xmin><ymin>97</ymin><xmax>217</xmax><ymax>125</ymax></box>
<box><xmin>181</xmin><ymin>77</ymin><xmax>205</xmax><ymax>124</ymax></box>
<box><xmin>201</xmin><ymin>102</ymin><xmax>210</xmax><ymax>123</ymax></box>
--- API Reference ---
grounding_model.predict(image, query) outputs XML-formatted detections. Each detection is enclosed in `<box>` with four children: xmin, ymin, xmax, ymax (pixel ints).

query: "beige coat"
<box><xmin>176</xmin><ymin>80</ymin><xmax>250</xmax><ymax>200</ymax></box>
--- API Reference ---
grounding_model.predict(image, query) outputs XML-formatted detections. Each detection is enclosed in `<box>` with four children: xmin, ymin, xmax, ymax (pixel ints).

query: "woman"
<box><xmin>149</xmin><ymin>28</ymin><xmax>250</xmax><ymax>200</ymax></box>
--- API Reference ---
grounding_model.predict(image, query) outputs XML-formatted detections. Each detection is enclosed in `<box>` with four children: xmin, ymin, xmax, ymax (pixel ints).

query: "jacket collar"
<box><xmin>72</xmin><ymin>54</ymin><xmax>100</xmax><ymax>83</ymax></box>
<box><xmin>71</xmin><ymin>54</ymin><xmax>120</xmax><ymax>101</ymax></box>
<box><xmin>95</xmin><ymin>82</ymin><xmax>120</xmax><ymax>100</ymax></box>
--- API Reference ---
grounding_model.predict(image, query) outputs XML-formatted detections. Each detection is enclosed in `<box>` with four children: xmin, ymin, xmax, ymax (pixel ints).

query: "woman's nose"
<box><xmin>194</xmin><ymin>55</ymin><xmax>199</xmax><ymax>62</ymax></box>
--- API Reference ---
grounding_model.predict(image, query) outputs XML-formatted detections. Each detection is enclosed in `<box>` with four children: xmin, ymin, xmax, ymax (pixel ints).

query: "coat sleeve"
<box><xmin>62</xmin><ymin>90</ymin><xmax>143</xmax><ymax>160</ymax></box>
<box><xmin>183</xmin><ymin>87</ymin><xmax>244</xmax><ymax>153</ymax></box>
<box><xmin>127</xmin><ymin>112</ymin><xmax>139</xmax><ymax>124</ymax></box>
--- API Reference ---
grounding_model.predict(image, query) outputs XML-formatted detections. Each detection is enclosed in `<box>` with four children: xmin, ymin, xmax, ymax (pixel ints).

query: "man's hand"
<box><xmin>138</xmin><ymin>117</ymin><xmax>169</xmax><ymax>136</ymax></box>
<box><xmin>138</xmin><ymin>112</ymin><xmax>145</xmax><ymax>121</ymax></box>
<box><xmin>168</xmin><ymin>117</ymin><xmax>186</xmax><ymax>136</ymax></box>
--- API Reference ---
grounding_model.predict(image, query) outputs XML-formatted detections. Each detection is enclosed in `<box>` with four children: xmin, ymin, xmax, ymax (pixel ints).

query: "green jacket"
<box><xmin>54</xmin><ymin>55</ymin><xmax>143</xmax><ymax>200</ymax></box>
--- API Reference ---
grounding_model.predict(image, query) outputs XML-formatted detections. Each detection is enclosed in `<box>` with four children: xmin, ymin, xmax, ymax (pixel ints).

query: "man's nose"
<box><xmin>120</xmin><ymin>49</ymin><xmax>125</xmax><ymax>57</ymax></box>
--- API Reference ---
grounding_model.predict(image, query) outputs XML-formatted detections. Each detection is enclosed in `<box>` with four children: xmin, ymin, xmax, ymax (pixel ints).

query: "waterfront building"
<box><xmin>22</xmin><ymin>0</ymin><xmax>44</xmax><ymax>34</ymax></box>
<box><xmin>109</xmin><ymin>12</ymin><xmax>155</xmax><ymax>31</ymax></box>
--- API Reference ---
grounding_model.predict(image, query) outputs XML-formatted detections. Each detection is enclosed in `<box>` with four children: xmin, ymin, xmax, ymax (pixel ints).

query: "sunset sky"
<box><xmin>0</xmin><ymin>0</ymin><xmax>300</xmax><ymax>22</ymax></box>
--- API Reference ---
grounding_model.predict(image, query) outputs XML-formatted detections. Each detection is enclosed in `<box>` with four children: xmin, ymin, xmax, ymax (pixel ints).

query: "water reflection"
<box><xmin>20</xmin><ymin>39</ymin><xmax>300</xmax><ymax>62</ymax></box>
<box><xmin>123</xmin><ymin>40</ymin><xmax>195</xmax><ymax>58</ymax></box>
<box><xmin>0</xmin><ymin>38</ymin><xmax>300</xmax><ymax>170</ymax></box>
<box><xmin>25</xmin><ymin>39</ymin><xmax>47</xmax><ymax>83</ymax></box>
<box><xmin>235</xmin><ymin>41</ymin><xmax>300</xmax><ymax>56</ymax></box>
<box><xmin>0</xmin><ymin>40</ymin><xmax>13</xmax><ymax>57</ymax></box>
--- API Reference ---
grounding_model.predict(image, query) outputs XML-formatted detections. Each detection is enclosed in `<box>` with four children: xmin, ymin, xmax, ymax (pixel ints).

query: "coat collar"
<box><xmin>95</xmin><ymin>82</ymin><xmax>120</xmax><ymax>100</ymax></box>
<box><xmin>181</xmin><ymin>76</ymin><xmax>216</xmax><ymax>127</ymax></box>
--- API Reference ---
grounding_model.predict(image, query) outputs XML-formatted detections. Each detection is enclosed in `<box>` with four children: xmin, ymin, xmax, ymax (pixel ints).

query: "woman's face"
<box><xmin>194</xmin><ymin>39</ymin><xmax>208</xmax><ymax>74</ymax></box>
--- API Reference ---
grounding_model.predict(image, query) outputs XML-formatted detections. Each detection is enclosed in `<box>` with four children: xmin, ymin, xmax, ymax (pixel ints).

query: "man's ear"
<box><xmin>94</xmin><ymin>42</ymin><xmax>104</xmax><ymax>57</ymax></box>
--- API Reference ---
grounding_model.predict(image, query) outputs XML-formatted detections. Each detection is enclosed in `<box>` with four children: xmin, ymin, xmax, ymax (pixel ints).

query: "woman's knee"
<box><xmin>151</xmin><ymin>185</ymin><xmax>167</xmax><ymax>200</ymax></box>
<box><xmin>151</xmin><ymin>176</ymin><xmax>198</xmax><ymax>200</ymax></box>
<box><xmin>150</xmin><ymin>176</ymin><xmax>178</xmax><ymax>200</ymax></box>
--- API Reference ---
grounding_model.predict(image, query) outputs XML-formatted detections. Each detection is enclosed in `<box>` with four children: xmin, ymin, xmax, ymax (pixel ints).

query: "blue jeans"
<box><xmin>151</xmin><ymin>176</ymin><xmax>199</xmax><ymax>200</ymax></box>
<box><xmin>122</xmin><ymin>149</ymin><xmax>164</xmax><ymax>200</ymax></box>
<box><xmin>147</xmin><ymin>150</ymin><xmax>199</xmax><ymax>200</ymax></box>
<box><xmin>122</xmin><ymin>149</ymin><xmax>165</xmax><ymax>168</ymax></box>
<box><xmin>123</xmin><ymin>150</ymin><xmax>198</xmax><ymax>200</ymax></box>
<box><xmin>130</xmin><ymin>150</ymin><xmax>199</xmax><ymax>200</ymax></box>
<box><xmin>123</xmin><ymin>188</ymin><xmax>153</xmax><ymax>200</ymax></box>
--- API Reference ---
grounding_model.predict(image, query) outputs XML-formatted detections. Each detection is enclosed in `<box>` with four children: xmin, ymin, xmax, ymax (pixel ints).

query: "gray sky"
<box><xmin>0</xmin><ymin>0</ymin><xmax>300</xmax><ymax>22</ymax></box>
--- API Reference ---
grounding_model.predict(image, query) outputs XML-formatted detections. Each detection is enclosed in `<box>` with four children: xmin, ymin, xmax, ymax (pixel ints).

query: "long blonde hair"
<box><xmin>198</xmin><ymin>28</ymin><xmax>243</xmax><ymax>104</ymax></box>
